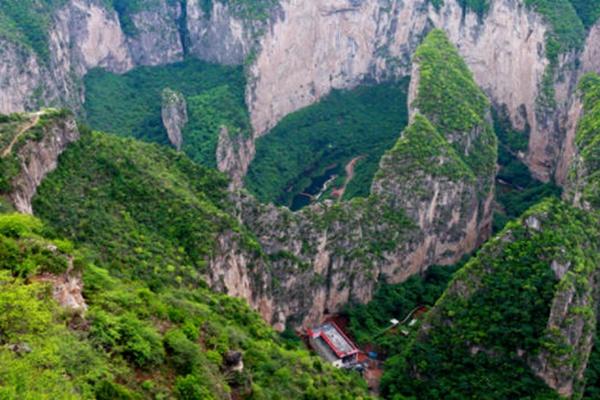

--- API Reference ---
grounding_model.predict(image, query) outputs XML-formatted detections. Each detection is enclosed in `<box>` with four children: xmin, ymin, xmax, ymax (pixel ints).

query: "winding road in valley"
<box><xmin>333</xmin><ymin>155</ymin><xmax>364</xmax><ymax>200</ymax></box>
<box><xmin>1</xmin><ymin>112</ymin><xmax>43</xmax><ymax>158</ymax></box>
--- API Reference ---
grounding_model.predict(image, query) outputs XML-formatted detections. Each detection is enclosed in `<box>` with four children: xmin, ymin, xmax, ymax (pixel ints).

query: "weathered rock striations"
<box><xmin>246</xmin><ymin>0</ymin><xmax>549</xmax><ymax>178</ymax></box>
<box><xmin>216</xmin><ymin>126</ymin><xmax>255</xmax><ymax>189</ymax></box>
<box><xmin>161</xmin><ymin>88</ymin><xmax>188</xmax><ymax>151</ymax></box>
<box><xmin>2</xmin><ymin>110</ymin><xmax>80</xmax><ymax>214</ymax></box>
<box><xmin>205</xmin><ymin>30</ymin><xmax>497</xmax><ymax>328</ymax></box>
<box><xmin>0</xmin><ymin>39</ymin><xmax>48</xmax><ymax>114</ymax></box>
<box><xmin>2</xmin><ymin>0</ymin><xmax>597</xmax><ymax>184</ymax></box>
<box><xmin>397</xmin><ymin>72</ymin><xmax>600</xmax><ymax>399</ymax></box>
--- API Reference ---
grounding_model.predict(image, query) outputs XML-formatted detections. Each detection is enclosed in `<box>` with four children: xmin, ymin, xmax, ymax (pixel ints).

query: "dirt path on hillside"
<box><xmin>333</xmin><ymin>155</ymin><xmax>364</xmax><ymax>200</ymax></box>
<box><xmin>1</xmin><ymin>113</ymin><xmax>42</xmax><ymax>157</ymax></box>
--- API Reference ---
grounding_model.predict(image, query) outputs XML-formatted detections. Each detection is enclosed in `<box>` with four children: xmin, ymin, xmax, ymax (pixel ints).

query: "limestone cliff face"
<box><xmin>0</xmin><ymin>0</ymin><xmax>597</xmax><ymax>184</ymax></box>
<box><xmin>0</xmin><ymin>39</ymin><xmax>47</xmax><ymax>113</ymax></box>
<box><xmin>127</xmin><ymin>0</ymin><xmax>184</xmax><ymax>66</ymax></box>
<box><xmin>205</xmin><ymin>30</ymin><xmax>497</xmax><ymax>328</ymax></box>
<box><xmin>246</xmin><ymin>0</ymin><xmax>550</xmax><ymax>177</ymax></box>
<box><xmin>186</xmin><ymin>1</ymin><xmax>274</xmax><ymax>65</ymax></box>
<box><xmin>0</xmin><ymin>0</ymin><xmax>255</xmax><ymax>113</ymax></box>
<box><xmin>407</xmin><ymin>200</ymin><xmax>600</xmax><ymax>398</ymax></box>
<box><xmin>215</xmin><ymin>126</ymin><xmax>255</xmax><ymax>189</ymax></box>
<box><xmin>6</xmin><ymin>111</ymin><xmax>80</xmax><ymax>214</ymax></box>
<box><xmin>161</xmin><ymin>88</ymin><xmax>188</xmax><ymax>151</ymax></box>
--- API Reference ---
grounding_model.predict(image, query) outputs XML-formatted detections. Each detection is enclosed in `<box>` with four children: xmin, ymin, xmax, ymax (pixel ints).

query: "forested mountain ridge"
<box><xmin>0</xmin><ymin>0</ymin><xmax>599</xmax><ymax>399</ymax></box>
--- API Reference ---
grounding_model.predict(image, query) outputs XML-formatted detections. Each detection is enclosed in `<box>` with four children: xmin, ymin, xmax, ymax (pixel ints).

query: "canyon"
<box><xmin>1</xmin><ymin>0</ymin><xmax>599</xmax><ymax>184</ymax></box>
<box><xmin>1</xmin><ymin>0</ymin><xmax>599</xmax><ymax>328</ymax></box>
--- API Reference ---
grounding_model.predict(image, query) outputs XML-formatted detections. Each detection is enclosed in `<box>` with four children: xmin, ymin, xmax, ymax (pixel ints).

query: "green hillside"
<box><xmin>0</xmin><ymin>213</ymin><xmax>370</xmax><ymax>399</ymax></box>
<box><xmin>83</xmin><ymin>59</ymin><xmax>249</xmax><ymax>168</ymax></box>
<box><xmin>246</xmin><ymin>81</ymin><xmax>410</xmax><ymax>207</ymax></box>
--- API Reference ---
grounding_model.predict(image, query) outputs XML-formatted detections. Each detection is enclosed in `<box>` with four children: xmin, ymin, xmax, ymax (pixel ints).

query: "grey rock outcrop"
<box><xmin>6</xmin><ymin>110</ymin><xmax>80</xmax><ymax>214</ymax></box>
<box><xmin>2</xmin><ymin>0</ymin><xmax>600</xmax><ymax>185</ymax></box>
<box><xmin>216</xmin><ymin>126</ymin><xmax>255</xmax><ymax>189</ymax></box>
<box><xmin>161</xmin><ymin>88</ymin><xmax>188</xmax><ymax>151</ymax></box>
<box><xmin>205</xmin><ymin>30</ymin><xmax>497</xmax><ymax>328</ymax></box>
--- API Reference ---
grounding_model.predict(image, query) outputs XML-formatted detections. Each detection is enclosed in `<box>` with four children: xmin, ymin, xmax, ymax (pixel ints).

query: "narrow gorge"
<box><xmin>0</xmin><ymin>0</ymin><xmax>599</xmax><ymax>399</ymax></box>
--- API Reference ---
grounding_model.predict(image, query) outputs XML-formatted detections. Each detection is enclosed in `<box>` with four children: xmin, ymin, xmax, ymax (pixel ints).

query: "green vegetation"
<box><xmin>0</xmin><ymin>0</ymin><xmax>67</xmax><ymax>62</ymax></box>
<box><xmin>246</xmin><ymin>80</ymin><xmax>410</xmax><ymax>206</ymax></box>
<box><xmin>344</xmin><ymin>263</ymin><xmax>462</xmax><ymax>356</ymax></box>
<box><xmin>199</xmin><ymin>0</ymin><xmax>278</xmax><ymax>21</ymax></box>
<box><xmin>0</xmin><ymin>113</ymin><xmax>26</xmax><ymax>193</ymax></box>
<box><xmin>0</xmin><ymin>112</ymin><xmax>26</xmax><ymax>151</ymax></box>
<box><xmin>183</xmin><ymin>85</ymin><xmax>251</xmax><ymax>168</ymax></box>
<box><xmin>33</xmin><ymin>129</ymin><xmax>243</xmax><ymax>288</ymax></box>
<box><xmin>84</xmin><ymin>59</ymin><xmax>248</xmax><ymax>167</ymax></box>
<box><xmin>0</xmin><ymin>213</ymin><xmax>371</xmax><ymax>399</ymax></box>
<box><xmin>526</xmin><ymin>0</ymin><xmax>586</xmax><ymax>60</ymax></box>
<box><xmin>413</xmin><ymin>29</ymin><xmax>497</xmax><ymax>193</ymax></box>
<box><xmin>585</xmin><ymin>334</ymin><xmax>600</xmax><ymax>398</ymax></box>
<box><xmin>375</xmin><ymin>114</ymin><xmax>475</xmax><ymax>185</ymax></box>
<box><xmin>492</xmin><ymin>108</ymin><xmax>561</xmax><ymax>232</ymax></box>
<box><xmin>428</xmin><ymin>0</ymin><xmax>490</xmax><ymax>17</ymax></box>
<box><xmin>569</xmin><ymin>0</ymin><xmax>600</xmax><ymax>28</ymax></box>
<box><xmin>381</xmin><ymin>198</ymin><xmax>599</xmax><ymax>399</ymax></box>
<box><xmin>572</xmin><ymin>73</ymin><xmax>600</xmax><ymax>208</ymax></box>
<box><xmin>0</xmin><ymin>109</ymin><xmax>73</xmax><ymax>195</ymax></box>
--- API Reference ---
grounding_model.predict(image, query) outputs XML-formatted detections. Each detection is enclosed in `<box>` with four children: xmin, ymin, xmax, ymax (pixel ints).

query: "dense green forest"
<box><xmin>0</xmin><ymin>212</ymin><xmax>370</xmax><ymax>399</ymax></box>
<box><xmin>84</xmin><ymin>59</ymin><xmax>248</xmax><ymax>167</ymax></box>
<box><xmin>343</xmin><ymin>263</ymin><xmax>463</xmax><ymax>356</ymax></box>
<box><xmin>246</xmin><ymin>81</ymin><xmax>410</xmax><ymax>207</ymax></box>
<box><xmin>381</xmin><ymin>199</ymin><xmax>598</xmax><ymax>399</ymax></box>
<box><xmin>0</xmin><ymin>0</ymin><xmax>67</xmax><ymax>62</ymax></box>
<box><xmin>0</xmin><ymin>123</ymin><xmax>376</xmax><ymax>399</ymax></box>
<box><xmin>33</xmin><ymin>127</ymin><xmax>246</xmax><ymax>287</ymax></box>
<box><xmin>492</xmin><ymin>109</ymin><xmax>562</xmax><ymax>232</ymax></box>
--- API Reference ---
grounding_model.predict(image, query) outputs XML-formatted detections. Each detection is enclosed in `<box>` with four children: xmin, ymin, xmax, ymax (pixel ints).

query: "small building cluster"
<box><xmin>307</xmin><ymin>321</ymin><xmax>359</xmax><ymax>368</ymax></box>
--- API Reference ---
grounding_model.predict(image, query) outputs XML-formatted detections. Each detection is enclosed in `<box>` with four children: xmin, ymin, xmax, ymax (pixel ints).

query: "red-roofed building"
<box><xmin>307</xmin><ymin>321</ymin><xmax>359</xmax><ymax>367</ymax></box>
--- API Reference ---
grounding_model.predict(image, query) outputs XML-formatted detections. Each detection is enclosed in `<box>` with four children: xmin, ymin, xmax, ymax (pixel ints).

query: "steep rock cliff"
<box><xmin>0</xmin><ymin>110</ymin><xmax>79</xmax><ymax>214</ymax></box>
<box><xmin>0</xmin><ymin>39</ymin><xmax>48</xmax><ymax>113</ymax></box>
<box><xmin>387</xmin><ymin>199</ymin><xmax>599</xmax><ymax>399</ymax></box>
<box><xmin>205</xmin><ymin>30</ymin><xmax>497</xmax><ymax>328</ymax></box>
<box><xmin>246</xmin><ymin>0</ymin><xmax>548</xmax><ymax>177</ymax></box>
<box><xmin>216</xmin><ymin>126</ymin><xmax>255</xmax><ymax>189</ymax></box>
<box><xmin>565</xmin><ymin>73</ymin><xmax>600</xmax><ymax>211</ymax></box>
<box><xmin>390</xmin><ymin>71</ymin><xmax>600</xmax><ymax>399</ymax></box>
<box><xmin>161</xmin><ymin>88</ymin><xmax>188</xmax><ymax>151</ymax></box>
<box><xmin>1</xmin><ymin>0</ymin><xmax>598</xmax><ymax>185</ymax></box>
<box><xmin>0</xmin><ymin>0</ymin><xmax>255</xmax><ymax>113</ymax></box>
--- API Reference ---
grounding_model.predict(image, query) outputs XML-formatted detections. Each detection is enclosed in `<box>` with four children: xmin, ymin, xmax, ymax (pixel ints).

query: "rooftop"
<box><xmin>308</xmin><ymin>321</ymin><xmax>359</xmax><ymax>359</ymax></box>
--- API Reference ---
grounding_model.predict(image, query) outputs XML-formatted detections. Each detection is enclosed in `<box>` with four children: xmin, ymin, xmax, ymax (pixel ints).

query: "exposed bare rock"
<box><xmin>7</xmin><ymin>111</ymin><xmax>80</xmax><ymax>214</ymax></box>
<box><xmin>556</xmin><ymin>96</ymin><xmax>583</xmax><ymax>186</ymax></box>
<box><xmin>36</xmin><ymin>264</ymin><xmax>88</xmax><ymax>313</ymax></box>
<box><xmin>0</xmin><ymin>0</ymin><xmax>592</xmax><ymax>186</ymax></box>
<box><xmin>205</xmin><ymin>31</ymin><xmax>497</xmax><ymax>328</ymax></box>
<box><xmin>52</xmin><ymin>0</ymin><xmax>133</xmax><ymax>76</ymax></box>
<box><xmin>582</xmin><ymin>21</ymin><xmax>600</xmax><ymax>75</ymax></box>
<box><xmin>530</xmin><ymin>246</ymin><xmax>599</xmax><ymax>398</ymax></box>
<box><xmin>216</xmin><ymin>126</ymin><xmax>255</xmax><ymax>189</ymax></box>
<box><xmin>246</xmin><ymin>0</ymin><xmax>549</xmax><ymax>178</ymax></box>
<box><xmin>161</xmin><ymin>88</ymin><xmax>188</xmax><ymax>151</ymax></box>
<box><xmin>0</xmin><ymin>40</ymin><xmax>47</xmax><ymax>114</ymax></box>
<box><xmin>127</xmin><ymin>0</ymin><xmax>184</xmax><ymax>66</ymax></box>
<box><xmin>186</xmin><ymin>1</ymin><xmax>261</xmax><ymax>65</ymax></box>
